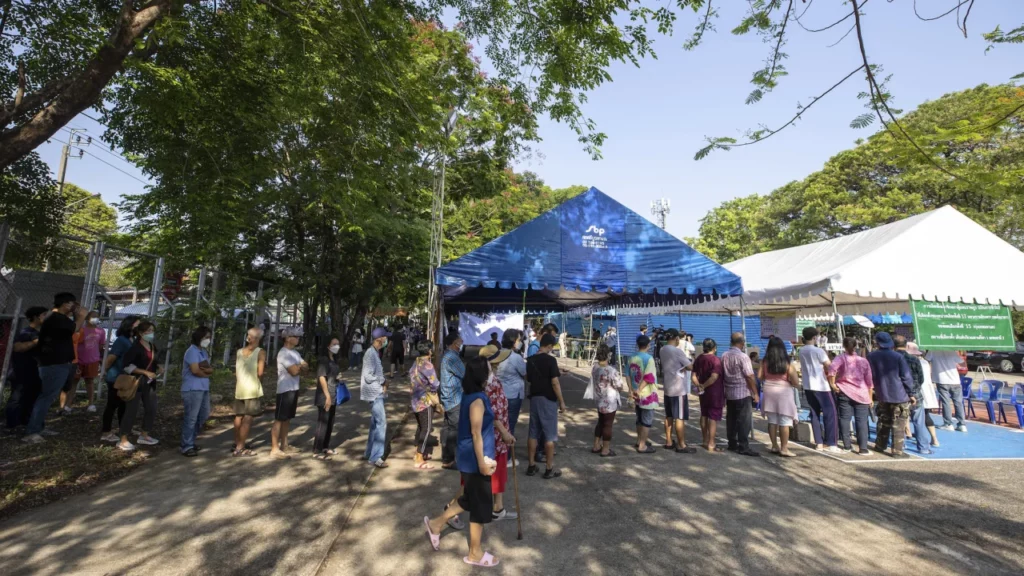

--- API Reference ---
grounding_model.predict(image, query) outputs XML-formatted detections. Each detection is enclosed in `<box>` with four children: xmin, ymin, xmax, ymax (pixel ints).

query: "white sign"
<box><xmin>582</xmin><ymin>225</ymin><xmax>608</xmax><ymax>249</ymax></box>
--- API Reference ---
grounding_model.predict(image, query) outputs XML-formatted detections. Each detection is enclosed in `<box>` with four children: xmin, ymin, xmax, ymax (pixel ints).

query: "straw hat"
<box><xmin>478</xmin><ymin>344</ymin><xmax>512</xmax><ymax>364</ymax></box>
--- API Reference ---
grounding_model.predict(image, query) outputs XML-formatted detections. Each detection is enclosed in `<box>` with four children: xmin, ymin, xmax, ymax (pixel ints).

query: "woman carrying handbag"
<box><xmin>115</xmin><ymin>321</ymin><xmax>162</xmax><ymax>452</ymax></box>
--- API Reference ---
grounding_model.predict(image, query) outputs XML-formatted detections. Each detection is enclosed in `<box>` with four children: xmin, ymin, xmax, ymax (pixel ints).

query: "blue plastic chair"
<box><xmin>981</xmin><ymin>380</ymin><xmax>1008</xmax><ymax>425</ymax></box>
<box><xmin>1011</xmin><ymin>384</ymin><xmax>1024</xmax><ymax>430</ymax></box>
<box><xmin>960</xmin><ymin>376</ymin><xmax>976</xmax><ymax>419</ymax></box>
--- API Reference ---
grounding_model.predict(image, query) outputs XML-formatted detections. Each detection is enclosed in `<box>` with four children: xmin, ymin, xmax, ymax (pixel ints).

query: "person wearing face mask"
<box><xmin>438</xmin><ymin>332</ymin><xmax>466</xmax><ymax>472</ymax></box>
<box><xmin>100</xmin><ymin>316</ymin><xmax>139</xmax><ymax>442</ymax></box>
<box><xmin>6</xmin><ymin>306</ymin><xmax>48</xmax><ymax>429</ymax></box>
<box><xmin>118</xmin><ymin>321</ymin><xmax>163</xmax><ymax>451</ymax></box>
<box><xmin>64</xmin><ymin>311</ymin><xmax>106</xmax><ymax>414</ymax></box>
<box><xmin>272</xmin><ymin>327</ymin><xmax>308</xmax><ymax>459</ymax></box>
<box><xmin>181</xmin><ymin>326</ymin><xmax>215</xmax><ymax>457</ymax></box>
<box><xmin>232</xmin><ymin>326</ymin><xmax>266</xmax><ymax>457</ymax></box>
<box><xmin>23</xmin><ymin>292</ymin><xmax>88</xmax><ymax>444</ymax></box>
<box><xmin>361</xmin><ymin>326</ymin><xmax>391</xmax><ymax>468</ymax></box>
<box><xmin>496</xmin><ymin>329</ymin><xmax>526</xmax><ymax>446</ymax></box>
<box><xmin>313</xmin><ymin>337</ymin><xmax>344</xmax><ymax>460</ymax></box>
<box><xmin>410</xmin><ymin>340</ymin><xmax>441</xmax><ymax>469</ymax></box>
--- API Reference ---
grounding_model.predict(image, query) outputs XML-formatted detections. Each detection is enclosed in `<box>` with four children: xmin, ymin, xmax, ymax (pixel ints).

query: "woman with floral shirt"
<box><xmin>479</xmin><ymin>345</ymin><xmax>517</xmax><ymax>521</ymax></box>
<box><xmin>591</xmin><ymin>344</ymin><xmax>624</xmax><ymax>457</ymax></box>
<box><xmin>410</xmin><ymin>341</ymin><xmax>441</xmax><ymax>469</ymax></box>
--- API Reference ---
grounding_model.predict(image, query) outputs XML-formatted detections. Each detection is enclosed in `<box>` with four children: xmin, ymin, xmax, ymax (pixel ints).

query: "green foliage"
<box><xmin>442</xmin><ymin>171</ymin><xmax>585</xmax><ymax>262</ymax></box>
<box><xmin>691</xmin><ymin>84</ymin><xmax>1024</xmax><ymax>263</ymax></box>
<box><xmin>0</xmin><ymin>152</ymin><xmax>60</xmax><ymax>237</ymax></box>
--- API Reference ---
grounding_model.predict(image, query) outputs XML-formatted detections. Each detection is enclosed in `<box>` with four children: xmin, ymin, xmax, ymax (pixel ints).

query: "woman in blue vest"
<box><xmin>424</xmin><ymin>355</ymin><xmax>500</xmax><ymax>568</ymax></box>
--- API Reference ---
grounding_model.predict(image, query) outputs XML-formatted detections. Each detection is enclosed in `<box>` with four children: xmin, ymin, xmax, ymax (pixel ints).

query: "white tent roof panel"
<box><xmin>681</xmin><ymin>205</ymin><xmax>1024</xmax><ymax>314</ymax></box>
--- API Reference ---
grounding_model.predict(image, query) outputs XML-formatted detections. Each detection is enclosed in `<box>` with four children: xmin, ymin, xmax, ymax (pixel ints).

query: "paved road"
<box><xmin>2</xmin><ymin>362</ymin><xmax>1023</xmax><ymax>575</ymax></box>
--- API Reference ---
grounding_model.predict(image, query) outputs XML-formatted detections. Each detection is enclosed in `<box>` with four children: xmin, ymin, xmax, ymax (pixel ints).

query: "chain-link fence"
<box><xmin>0</xmin><ymin>221</ymin><xmax>303</xmax><ymax>402</ymax></box>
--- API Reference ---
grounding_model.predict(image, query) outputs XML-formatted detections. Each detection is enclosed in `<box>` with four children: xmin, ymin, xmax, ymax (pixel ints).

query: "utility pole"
<box><xmin>45</xmin><ymin>129</ymin><xmax>92</xmax><ymax>271</ymax></box>
<box><xmin>650</xmin><ymin>198</ymin><xmax>670</xmax><ymax>230</ymax></box>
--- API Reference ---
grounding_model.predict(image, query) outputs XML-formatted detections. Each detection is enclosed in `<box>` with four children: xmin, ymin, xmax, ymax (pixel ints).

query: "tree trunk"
<box><xmin>0</xmin><ymin>0</ymin><xmax>172</xmax><ymax>169</ymax></box>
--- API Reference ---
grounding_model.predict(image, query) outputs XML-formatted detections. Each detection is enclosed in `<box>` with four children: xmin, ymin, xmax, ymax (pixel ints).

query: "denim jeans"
<box><xmin>364</xmin><ymin>396</ymin><xmax>387</xmax><ymax>462</ymax></box>
<box><xmin>181</xmin><ymin>390</ymin><xmax>211</xmax><ymax>452</ymax></box>
<box><xmin>836</xmin><ymin>392</ymin><xmax>870</xmax><ymax>452</ymax></box>
<box><xmin>936</xmin><ymin>383</ymin><xmax>966</xmax><ymax>428</ymax></box>
<box><xmin>27</xmin><ymin>363</ymin><xmax>75</xmax><ymax>435</ymax></box>
<box><xmin>507</xmin><ymin>397</ymin><xmax>524</xmax><ymax>438</ymax></box>
<box><xmin>909</xmin><ymin>401</ymin><xmax>930</xmax><ymax>451</ymax></box>
<box><xmin>349</xmin><ymin>352</ymin><xmax>362</xmax><ymax>371</ymax></box>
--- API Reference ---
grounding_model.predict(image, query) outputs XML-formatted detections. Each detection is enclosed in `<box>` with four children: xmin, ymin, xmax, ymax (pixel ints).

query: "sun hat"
<box><xmin>371</xmin><ymin>327</ymin><xmax>392</xmax><ymax>340</ymax></box>
<box><xmin>478</xmin><ymin>344</ymin><xmax>512</xmax><ymax>364</ymax></box>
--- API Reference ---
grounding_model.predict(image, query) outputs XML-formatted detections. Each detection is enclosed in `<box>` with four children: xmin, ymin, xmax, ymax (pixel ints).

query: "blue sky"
<box><xmin>35</xmin><ymin>1</ymin><xmax>1022</xmax><ymax>242</ymax></box>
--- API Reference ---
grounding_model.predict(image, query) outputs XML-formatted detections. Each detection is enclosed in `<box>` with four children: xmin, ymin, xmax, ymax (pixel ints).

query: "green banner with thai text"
<box><xmin>910</xmin><ymin>300</ymin><xmax>1016</xmax><ymax>351</ymax></box>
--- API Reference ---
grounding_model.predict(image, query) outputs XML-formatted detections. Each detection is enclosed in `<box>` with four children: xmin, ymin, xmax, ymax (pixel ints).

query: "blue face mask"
<box><xmin>142</xmin><ymin>333</ymin><xmax>155</xmax><ymax>343</ymax></box>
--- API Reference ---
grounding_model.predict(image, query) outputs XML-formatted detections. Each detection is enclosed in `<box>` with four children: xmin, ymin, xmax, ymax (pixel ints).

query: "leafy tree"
<box><xmin>3</xmin><ymin>182</ymin><xmax>116</xmax><ymax>271</ymax></box>
<box><xmin>0</xmin><ymin>151</ymin><xmax>60</xmax><ymax>238</ymax></box>
<box><xmin>691</xmin><ymin>84</ymin><xmax>1024</xmax><ymax>263</ymax></box>
<box><xmin>2</xmin><ymin>0</ymin><xmax>1021</xmax><ymax>171</ymax></box>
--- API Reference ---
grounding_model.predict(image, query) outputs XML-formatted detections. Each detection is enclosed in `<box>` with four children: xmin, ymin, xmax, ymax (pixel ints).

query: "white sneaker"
<box><xmin>100</xmin><ymin>433</ymin><xmax>119</xmax><ymax>443</ymax></box>
<box><xmin>21</xmin><ymin>434</ymin><xmax>45</xmax><ymax>444</ymax></box>
<box><xmin>39</xmin><ymin>429</ymin><xmax>59</xmax><ymax>437</ymax></box>
<box><xmin>939</xmin><ymin>425</ymin><xmax>955</xmax><ymax>431</ymax></box>
<box><xmin>492</xmin><ymin>509</ymin><xmax>518</xmax><ymax>521</ymax></box>
<box><xmin>86</xmin><ymin>405</ymin><xmax>97</xmax><ymax>413</ymax></box>
<box><xmin>62</xmin><ymin>406</ymin><xmax>73</xmax><ymax>415</ymax></box>
<box><xmin>136</xmin><ymin>436</ymin><xmax>159</xmax><ymax>446</ymax></box>
<box><xmin>117</xmin><ymin>441</ymin><xmax>136</xmax><ymax>452</ymax></box>
<box><xmin>824</xmin><ymin>446</ymin><xmax>845</xmax><ymax>454</ymax></box>
<box><xmin>955</xmin><ymin>425</ymin><xmax>968</xmax><ymax>434</ymax></box>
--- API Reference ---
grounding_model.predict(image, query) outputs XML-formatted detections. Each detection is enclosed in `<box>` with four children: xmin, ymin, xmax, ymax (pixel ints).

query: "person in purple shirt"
<box><xmin>867</xmin><ymin>332</ymin><xmax>915</xmax><ymax>458</ymax></box>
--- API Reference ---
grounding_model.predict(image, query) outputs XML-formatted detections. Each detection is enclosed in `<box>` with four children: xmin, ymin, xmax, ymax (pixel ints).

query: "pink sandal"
<box><xmin>463</xmin><ymin>552</ymin><xmax>499</xmax><ymax>567</ymax></box>
<box><xmin>424</xmin><ymin>516</ymin><xmax>440</xmax><ymax>551</ymax></box>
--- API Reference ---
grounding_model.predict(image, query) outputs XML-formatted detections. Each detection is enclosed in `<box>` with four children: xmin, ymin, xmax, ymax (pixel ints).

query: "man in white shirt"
<box><xmin>659</xmin><ymin>329</ymin><xmax>695</xmax><ymax>452</ymax></box>
<box><xmin>925</xmin><ymin>349</ymin><xmax>967</xmax><ymax>432</ymax></box>
<box><xmin>272</xmin><ymin>327</ymin><xmax>308</xmax><ymax>459</ymax></box>
<box><xmin>799</xmin><ymin>327</ymin><xmax>840</xmax><ymax>453</ymax></box>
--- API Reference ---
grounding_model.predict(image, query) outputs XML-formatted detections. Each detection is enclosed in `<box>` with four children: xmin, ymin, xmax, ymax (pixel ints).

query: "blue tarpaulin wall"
<box><xmin>436</xmin><ymin>187</ymin><xmax>743</xmax><ymax>312</ymax></box>
<box><xmin>548</xmin><ymin>312</ymin><xmax>791</xmax><ymax>357</ymax></box>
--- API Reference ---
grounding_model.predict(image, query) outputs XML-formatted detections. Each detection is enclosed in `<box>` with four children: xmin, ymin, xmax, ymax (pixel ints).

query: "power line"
<box><xmin>59</xmin><ymin>126</ymin><xmax>135</xmax><ymax>166</ymax></box>
<box><xmin>82</xmin><ymin>150</ymin><xmax>150</xmax><ymax>186</ymax></box>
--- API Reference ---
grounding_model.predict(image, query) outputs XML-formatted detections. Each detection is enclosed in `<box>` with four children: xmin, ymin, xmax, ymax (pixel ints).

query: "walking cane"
<box><xmin>511</xmin><ymin>449</ymin><xmax>523</xmax><ymax>540</ymax></box>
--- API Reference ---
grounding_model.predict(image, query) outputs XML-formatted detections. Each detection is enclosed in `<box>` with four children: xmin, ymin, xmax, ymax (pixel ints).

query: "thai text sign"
<box><xmin>910</xmin><ymin>300</ymin><xmax>1016</xmax><ymax>351</ymax></box>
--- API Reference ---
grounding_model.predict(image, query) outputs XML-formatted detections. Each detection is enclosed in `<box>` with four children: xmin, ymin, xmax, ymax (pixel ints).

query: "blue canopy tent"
<box><xmin>435</xmin><ymin>187</ymin><xmax>743</xmax><ymax>313</ymax></box>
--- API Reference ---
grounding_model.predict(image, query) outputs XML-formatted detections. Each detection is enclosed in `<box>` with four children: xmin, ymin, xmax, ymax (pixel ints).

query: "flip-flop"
<box><xmin>444</xmin><ymin>504</ymin><xmax>465</xmax><ymax>530</ymax></box>
<box><xmin>313</xmin><ymin>453</ymin><xmax>332</xmax><ymax>461</ymax></box>
<box><xmin>463</xmin><ymin>552</ymin><xmax>499</xmax><ymax>567</ymax></box>
<box><xmin>441</xmin><ymin>463</ymin><xmax>457</xmax><ymax>470</ymax></box>
<box><xmin>414</xmin><ymin>462</ymin><xmax>435</xmax><ymax>470</ymax></box>
<box><xmin>662</xmin><ymin>444</ymin><xmax>675</xmax><ymax>450</ymax></box>
<box><xmin>770</xmin><ymin>448</ymin><xmax>780</xmax><ymax>454</ymax></box>
<box><xmin>779</xmin><ymin>451</ymin><xmax>795</xmax><ymax>458</ymax></box>
<box><xmin>636</xmin><ymin>446</ymin><xmax>657</xmax><ymax>454</ymax></box>
<box><xmin>323</xmin><ymin>449</ymin><xmax>338</xmax><ymax>456</ymax></box>
<box><xmin>271</xmin><ymin>451</ymin><xmax>291</xmax><ymax>460</ymax></box>
<box><xmin>600</xmin><ymin>450</ymin><xmax>617</xmax><ymax>457</ymax></box>
<box><xmin>706</xmin><ymin>446</ymin><xmax>726</xmax><ymax>453</ymax></box>
<box><xmin>590</xmin><ymin>449</ymin><xmax>602</xmax><ymax>454</ymax></box>
<box><xmin>424</xmin><ymin>516</ymin><xmax>440</xmax><ymax>551</ymax></box>
<box><xmin>675</xmin><ymin>446</ymin><xmax>697</xmax><ymax>454</ymax></box>
<box><xmin>232</xmin><ymin>449</ymin><xmax>257</xmax><ymax>457</ymax></box>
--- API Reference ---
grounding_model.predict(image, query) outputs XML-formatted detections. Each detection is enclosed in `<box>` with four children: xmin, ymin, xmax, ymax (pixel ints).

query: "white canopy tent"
<box><xmin>681</xmin><ymin>205</ymin><xmax>1024</xmax><ymax>319</ymax></box>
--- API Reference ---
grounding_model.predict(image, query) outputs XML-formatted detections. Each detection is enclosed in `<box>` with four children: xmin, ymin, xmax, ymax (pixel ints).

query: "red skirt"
<box><xmin>491</xmin><ymin>452</ymin><xmax>507</xmax><ymax>495</ymax></box>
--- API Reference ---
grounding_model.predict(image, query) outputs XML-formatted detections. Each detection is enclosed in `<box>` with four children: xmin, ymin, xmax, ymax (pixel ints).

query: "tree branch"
<box><xmin>766</xmin><ymin>0</ymin><xmax>793</xmax><ymax>81</ymax></box>
<box><xmin>912</xmin><ymin>0</ymin><xmax>971</xmax><ymax>23</ymax></box>
<box><xmin>695</xmin><ymin>64</ymin><xmax>865</xmax><ymax>159</ymax></box>
<box><xmin>0</xmin><ymin>0</ymin><xmax>172</xmax><ymax>169</ymax></box>
<box><xmin>795</xmin><ymin>0</ymin><xmax>867</xmax><ymax>33</ymax></box>
<box><xmin>852</xmin><ymin>0</ymin><xmax>961</xmax><ymax>180</ymax></box>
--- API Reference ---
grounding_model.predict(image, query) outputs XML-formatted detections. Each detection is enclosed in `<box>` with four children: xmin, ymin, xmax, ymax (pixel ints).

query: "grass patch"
<box><xmin>0</xmin><ymin>365</ymin><xmax>319</xmax><ymax>520</ymax></box>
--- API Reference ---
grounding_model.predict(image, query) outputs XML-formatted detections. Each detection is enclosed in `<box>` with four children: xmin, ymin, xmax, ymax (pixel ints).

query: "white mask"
<box><xmin>89</xmin><ymin>318</ymin><xmax>101</xmax><ymax>326</ymax></box>
<box><xmin>200</xmin><ymin>338</ymin><xmax>211</xmax><ymax>348</ymax></box>
<box><xmin>515</xmin><ymin>341</ymin><xmax>523</xmax><ymax>351</ymax></box>
<box><xmin>328</xmin><ymin>344</ymin><xmax>341</xmax><ymax>354</ymax></box>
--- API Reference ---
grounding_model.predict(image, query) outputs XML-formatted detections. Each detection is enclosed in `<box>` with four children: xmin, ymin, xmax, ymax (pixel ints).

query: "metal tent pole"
<box><xmin>830</xmin><ymin>289</ymin><xmax>844</xmax><ymax>343</ymax></box>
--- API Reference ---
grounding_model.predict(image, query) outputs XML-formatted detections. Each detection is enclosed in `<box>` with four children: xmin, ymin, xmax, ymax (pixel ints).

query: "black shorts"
<box><xmin>664</xmin><ymin>395</ymin><xmax>689</xmax><ymax>421</ymax></box>
<box><xmin>391</xmin><ymin>352</ymin><xmax>405</xmax><ymax>365</ymax></box>
<box><xmin>275</xmin><ymin>390</ymin><xmax>299</xmax><ymax>421</ymax></box>
<box><xmin>457</xmin><ymin>472</ymin><xmax>494</xmax><ymax>525</ymax></box>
